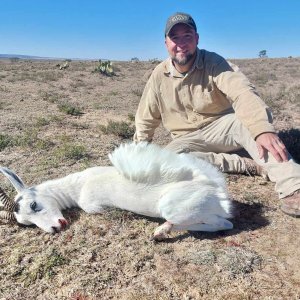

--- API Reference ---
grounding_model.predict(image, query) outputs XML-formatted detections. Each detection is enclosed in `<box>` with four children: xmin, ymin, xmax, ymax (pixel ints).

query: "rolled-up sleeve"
<box><xmin>134</xmin><ymin>79</ymin><xmax>162</xmax><ymax>142</ymax></box>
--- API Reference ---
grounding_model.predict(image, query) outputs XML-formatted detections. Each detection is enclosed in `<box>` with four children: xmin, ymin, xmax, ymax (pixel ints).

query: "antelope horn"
<box><xmin>0</xmin><ymin>187</ymin><xmax>18</xmax><ymax>212</ymax></box>
<box><xmin>0</xmin><ymin>210</ymin><xmax>16</xmax><ymax>222</ymax></box>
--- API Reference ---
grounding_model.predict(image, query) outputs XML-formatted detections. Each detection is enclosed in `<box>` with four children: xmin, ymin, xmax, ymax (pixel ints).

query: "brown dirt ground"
<box><xmin>0</xmin><ymin>57</ymin><xmax>300</xmax><ymax>300</ymax></box>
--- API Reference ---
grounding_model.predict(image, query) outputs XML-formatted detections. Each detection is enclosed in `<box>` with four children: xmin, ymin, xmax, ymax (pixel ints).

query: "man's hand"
<box><xmin>256</xmin><ymin>132</ymin><xmax>289</xmax><ymax>162</ymax></box>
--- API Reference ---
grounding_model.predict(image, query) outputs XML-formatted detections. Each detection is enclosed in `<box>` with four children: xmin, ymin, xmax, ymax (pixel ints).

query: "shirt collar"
<box><xmin>192</xmin><ymin>48</ymin><xmax>204</xmax><ymax>70</ymax></box>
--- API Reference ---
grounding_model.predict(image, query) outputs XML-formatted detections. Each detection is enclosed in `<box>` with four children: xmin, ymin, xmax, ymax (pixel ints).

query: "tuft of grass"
<box><xmin>35</xmin><ymin>139</ymin><xmax>55</xmax><ymax>151</ymax></box>
<box><xmin>54</xmin><ymin>139</ymin><xmax>88</xmax><ymax>161</ymax></box>
<box><xmin>49</xmin><ymin>115</ymin><xmax>64</xmax><ymax>124</ymax></box>
<box><xmin>0</xmin><ymin>134</ymin><xmax>14</xmax><ymax>151</ymax></box>
<box><xmin>251</xmin><ymin>72</ymin><xmax>277</xmax><ymax>85</ymax></box>
<box><xmin>38</xmin><ymin>71</ymin><xmax>64</xmax><ymax>82</ymax></box>
<box><xmin>14</xmin><ymin>129</ymin><xmax>39</xmax><ymax>148</ymax></box>
<box><xmin>70</xmin><ymin>121</ymin><xmax>89</xmax><ymax>129</ymax></box>
<box><xmin>35</xmin><ymin>117</ymin><xmax>51</xmax><ymax>127</ymax></box>
<box><xmin>286</xmin><ymin>85</ymin><xmax>300</xmax><ymax>104</ymax></box>
<box><xmin>70</xmin><ymin>79</ymin><xmax>87</xmax><ymax>89</ymax></box>
<box><xmin>107</xmin><ymin>91</ymin><xmax>118</xmax><ymax>96</ymax></box>
<box><xmin>8</xmin><ymin>71</ymin><xmax>63</xmax><ymax>83</ymax></box>
<box><xmin>127</xmin><ymin>113</ymin><xmax>135</xmax><ymax>122</ymax></box>
<box><xmin>40</xmin><ymin>91</ymin><xmax>61</xmax><ymax>103</ymax></box>
<box><xmin>58</xmin><ymin>102</ymin><xmax>83</xmax><ymax>116</ymax></box>
<box><xmin>260</xmin><ymin>87</ymin><xmax>286</xmax><ymax>112</ymax></box>
<box><xmin>186</xmin><ymin>249</ymin><xmax>216</xmax><ymax>266</ymax></box>
<box><xmin>217</xmin><ymin>248</ymin><xmax>262</xmax><ymax>278</ymax></box>
<box><xmin>42</xmin><ymin>249</ymin><xmax>69</xmax><ymax>278</ymax></box>
<box><xmin>23</xmin><ymin>249</ymin><xmax>70</xmax><ymax>285</ymax></box>
<box><xmin>0</xmin><ymin>86</ymin><xmax>9</xmax><ymax>93</ymax></box>
<box><xmin>12</xmin><ymin>129</ymin><xmax>54</xmax><ymax>151</ymax></box>
<box><xmin>131</xmin><ymin>87</ymin><xmax>143</xmax><ymax>97</ymax></box>
<box><xmin>186</xmin><ymin>247</ymin><xmax>262</xmax><ymax>278</ymax></box>
<box><xmin>98</xmin><ymin>120</ymin><xmax>135</xmax><ymax>139</ymax></box>
<box><xmin>64</xmin><ymin>145</ymin><xmax>87</xmax><ymax>160</ymax></box>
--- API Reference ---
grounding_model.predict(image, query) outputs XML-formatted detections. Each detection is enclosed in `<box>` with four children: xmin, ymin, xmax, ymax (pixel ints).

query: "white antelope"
<box><xmin>0</xmin><ymin>142</ymin><xmax>233</xmax><ymax>240</ymax></box>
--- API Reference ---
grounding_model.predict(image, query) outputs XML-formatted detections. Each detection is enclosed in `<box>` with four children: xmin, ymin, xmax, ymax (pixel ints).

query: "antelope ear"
<box><xmin>0</xmin><ymin>167</ymin><xmax>26</xmax><ymax>193</ymax></box>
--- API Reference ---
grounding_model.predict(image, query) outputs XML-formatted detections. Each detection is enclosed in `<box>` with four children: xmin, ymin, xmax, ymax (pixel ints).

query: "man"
<box><xmin>134</xmin><ymin>12</ymin><xmax>300</xmax><ymax>216</ymax></box>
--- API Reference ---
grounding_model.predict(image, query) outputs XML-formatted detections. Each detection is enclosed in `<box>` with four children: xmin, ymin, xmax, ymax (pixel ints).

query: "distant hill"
<box><xmin>0</xmin><ymin>54</ymin><xmax>106</xmax><ymax>61</ymax></box>
<box><xmin>0</xmin><ymin>54</ymin><xmax>65</xmax><ymax>60</ymax></box>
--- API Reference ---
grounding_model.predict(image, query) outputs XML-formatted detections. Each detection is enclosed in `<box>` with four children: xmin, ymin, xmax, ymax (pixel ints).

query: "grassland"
<box><xmin>0</xmin><ymin>57</ymin><xmax>300</xmax><ymax>299</ymax></box>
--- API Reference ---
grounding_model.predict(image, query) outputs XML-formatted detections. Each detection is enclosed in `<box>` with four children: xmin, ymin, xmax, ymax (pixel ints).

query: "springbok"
<box><xmin>0</xmin><ymin>142</ymin><xmax>233</xmax><ymax>240</ymax></box>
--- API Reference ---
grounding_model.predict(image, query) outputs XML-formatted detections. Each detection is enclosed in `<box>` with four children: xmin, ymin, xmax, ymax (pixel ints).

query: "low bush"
<box><xmin>0</xmin><ymin>134</ymin><xmax>13</xmax><ymax>151</ymax></box>
<box><xmin>93</xmin><ymin>60</ymin><xmax>115</xmax><ymax>76</ymax></box>
<box><xmin>99</xmin><ymin>120</ymin><xmax>135</xmax><ymax>139</ymax></box>
<box><xmin>58</xmin><ymin>102</ymin><xmax>83</xmax><ymax>116</ymax></box>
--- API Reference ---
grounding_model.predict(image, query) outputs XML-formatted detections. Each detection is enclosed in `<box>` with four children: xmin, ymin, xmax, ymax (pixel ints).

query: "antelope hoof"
<box><xmin>152</xmin><ymin>221</ymin><xmax>173</xmax><ymax>241</ymax></box>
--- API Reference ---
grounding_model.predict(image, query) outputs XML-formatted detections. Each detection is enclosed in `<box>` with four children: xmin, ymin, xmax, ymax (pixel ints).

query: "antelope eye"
<box><xmin>30</xmin><ymin>201</ymin><xmax>38</xmax><ymax>212</ymax></box>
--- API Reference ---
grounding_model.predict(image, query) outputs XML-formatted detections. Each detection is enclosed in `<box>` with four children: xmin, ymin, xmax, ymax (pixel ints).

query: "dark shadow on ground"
<box><xmin>278</xmin><ymin>128</ymin><xmax>300</xmax><ymax>163</ymax></box>
<box><xmin>162</xmin><ymin>200</ymin><xmax>271</xmax><ymax>243</ymax></box>
<box><xmin>63</xmin><ymin>207</ymin><xmax>82</xmax><ymax>224</ymax></box>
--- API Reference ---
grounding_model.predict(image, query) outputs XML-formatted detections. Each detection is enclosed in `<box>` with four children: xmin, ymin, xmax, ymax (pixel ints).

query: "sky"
<box><xmin>1</xmin><ymin>0</ymin><xmax>300</xmax><ymax>61</ymax></box>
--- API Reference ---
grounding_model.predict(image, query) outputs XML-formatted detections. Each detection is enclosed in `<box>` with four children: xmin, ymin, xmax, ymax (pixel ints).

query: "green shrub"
<box><xmin>99</xmin><ymin>120</ymin><xmax>135</xmax><ymax>139</ymax></box>
<box><xmin>63</xmin><ymin>145</ymin><xmax>87</xmax><ymax>160</ymax></box>
<box><xmin>25</xmin><ymin>249</ymin><xmax>70</xmax><ymax>284</ymax></box>
<box><xmin>0</xmin><ymin>134</ymin><xmax>13</xmax><ymax>151</ymax></box>
<box><xmin>58</xmin><ymin>102</ymin><xmax>83</xmax><ymax>116</ymax></box>
<box><xmin>35</xmin><ymin>117</ymin><xmax>50</xmax><ymax>127</ymax></box>
<box><xmin>127</xmin><ymin>113</ymin><xmax>135</xmax><ymax>122</ymax></box>
<box><xmin>13</xmin><ymin>129</ymin><xmax>54</xmax><ymax>151</ymax></box>
<box><xmin>14</xmin><ymin>129</ymin><xmax>39</xmax><ymax>148</ymax></box>
<box><xmin>93</xmin><ymin>60</ymin><xmax>115</xmax><ymax>76</ymax></box>
<box><xmin>40</xmin><ymin>91</ymin><xmax>61</xmax><ymax>103</ymax></box>
<box><xmin>54</xmin><ymin>140</ymin><xmax>88</xmax><ymax>161</ymax></box>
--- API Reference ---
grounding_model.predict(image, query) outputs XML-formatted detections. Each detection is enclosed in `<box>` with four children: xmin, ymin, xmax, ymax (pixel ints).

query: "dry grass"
<box><xmin>0</xmin><ymin>57</ymin><xmax>300</xmax><ymax>299</ymax></box>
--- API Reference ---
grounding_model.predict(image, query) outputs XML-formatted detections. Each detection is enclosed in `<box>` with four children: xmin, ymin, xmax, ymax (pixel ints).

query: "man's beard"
<box><xmin>172</xmin><ymin>52</ymin><xmax>194</xmax><ymax>66</ymax></box>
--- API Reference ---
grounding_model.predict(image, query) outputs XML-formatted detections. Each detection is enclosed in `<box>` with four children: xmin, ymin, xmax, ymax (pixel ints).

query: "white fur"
<box><xmin>0</xmin><ymin>142</ymin><xmax>233</xmax><ymax>238</ymax></box>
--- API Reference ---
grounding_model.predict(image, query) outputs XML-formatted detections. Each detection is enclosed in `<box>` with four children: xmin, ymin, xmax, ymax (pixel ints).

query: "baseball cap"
<box><xmin>165</xmin><ymin>12</ymin><xmax>197</xmax><ymax>36</ymax></box>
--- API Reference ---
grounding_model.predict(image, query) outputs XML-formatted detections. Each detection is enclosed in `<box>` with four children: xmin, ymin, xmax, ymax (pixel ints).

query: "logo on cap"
<box><xmin>171</xmin><ymin>15</ymin><xmax>188</xmax><ymax>22</ymax></box>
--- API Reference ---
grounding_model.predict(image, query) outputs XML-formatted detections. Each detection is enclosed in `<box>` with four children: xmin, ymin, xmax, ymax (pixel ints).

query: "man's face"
<box><xmin>165</xmin><ymin>23</ymin><xmax>199</xmax><ymax>66</ymax></box>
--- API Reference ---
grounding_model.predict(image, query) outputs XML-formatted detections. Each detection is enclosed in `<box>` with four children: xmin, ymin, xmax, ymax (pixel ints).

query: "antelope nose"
<box><xmin>58</xmin><ymin>218</ymin><xmax>68</xmax><ymax>229</ymax></box>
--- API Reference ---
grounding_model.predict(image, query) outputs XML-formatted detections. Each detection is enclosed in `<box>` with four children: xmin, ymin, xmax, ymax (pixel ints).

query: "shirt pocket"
<box><xmin>192</xmin><ymin>85</ymin><xmax>219</xmax><ymax>114</ymax></box>
<box><xmin>192</xmin><ymin>84</ymin><xmax>231</xmax><ymax>115</ymax></box>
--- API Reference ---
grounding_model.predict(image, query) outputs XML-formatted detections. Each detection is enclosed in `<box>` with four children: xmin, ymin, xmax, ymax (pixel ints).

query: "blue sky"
<box><xmin>1</xmin><ymin>0</ymin><xmax>300</xmax><ymax>60</ymax></box>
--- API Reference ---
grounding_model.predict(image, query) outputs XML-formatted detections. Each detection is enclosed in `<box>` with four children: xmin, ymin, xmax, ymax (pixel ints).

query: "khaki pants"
<box><xmin>165</xmin><ymin>114</ymin><xmax>300</xmax><ymax>199</ymax></box>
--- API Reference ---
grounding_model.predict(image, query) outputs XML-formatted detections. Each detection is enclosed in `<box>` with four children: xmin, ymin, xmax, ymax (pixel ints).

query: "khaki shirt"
<box><xmin>134</xmin><ymin>48</ymin><xmax>275</xmax><ymax>142</ymax></box>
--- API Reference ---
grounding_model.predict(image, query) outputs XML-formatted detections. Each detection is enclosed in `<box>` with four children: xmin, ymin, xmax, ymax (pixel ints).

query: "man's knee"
<box><xmin>165</xmin><ymin>142</ymin><xmax>191</xmax><ymax>154</ymax></box>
